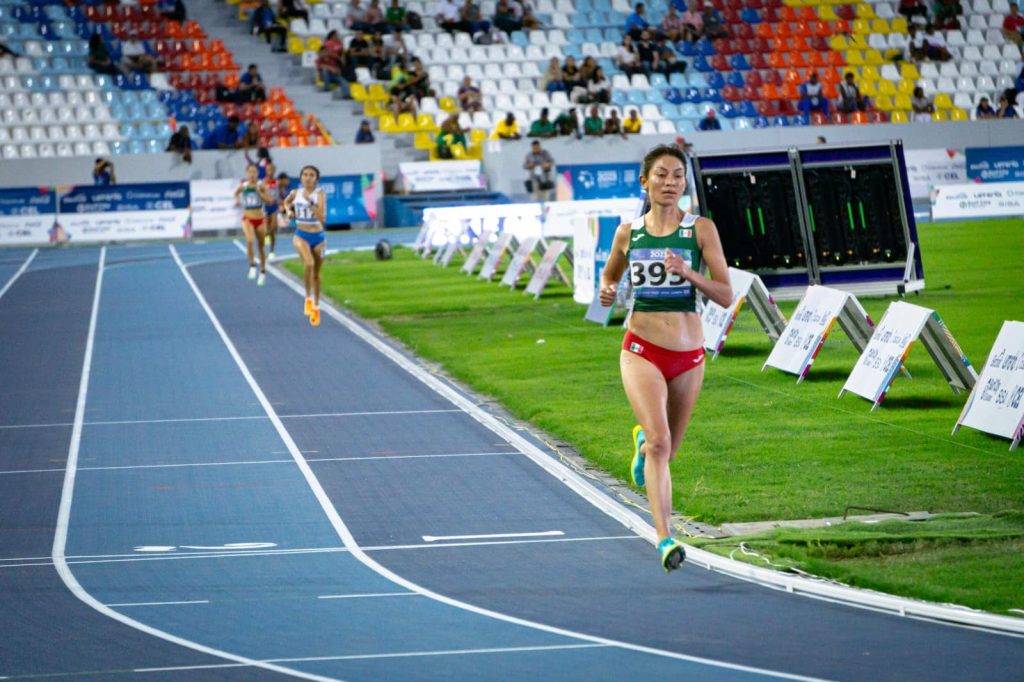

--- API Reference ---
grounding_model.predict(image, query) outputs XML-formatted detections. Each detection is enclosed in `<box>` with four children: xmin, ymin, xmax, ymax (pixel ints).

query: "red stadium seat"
<box><xmin>710</xmin><ymin>55</ymin><xmax>732</xmax><ymax>71</ymax></box>
<box><xmin>748</xmin><ymin>52</ymin><xmax>769</xmax><ymax>69</ymax></box>
<box><xmin>745</xmin><ymin>70</ymin><xmax>763</xmax><ymax>87</ymax></box>
<box><xmin>810</xmin><ymin>111</ymin><xmax>829</xmax><ymax>125</ymax></box>
<box><xmin>740</xmin><ymin>84</ymin><xmax>758</xmax><ymax>100</ymax></box>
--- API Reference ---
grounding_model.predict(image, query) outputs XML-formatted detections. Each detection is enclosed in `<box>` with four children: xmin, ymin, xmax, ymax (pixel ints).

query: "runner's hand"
<box><xmin>664</xmin><ymin>248</ymin><xmax>689</xmax><ymax>278</ymax></box>
<box><xmin>599</xmin><ymin>282</ymin><xmax>617</xmax><ymax>307</ymax></box>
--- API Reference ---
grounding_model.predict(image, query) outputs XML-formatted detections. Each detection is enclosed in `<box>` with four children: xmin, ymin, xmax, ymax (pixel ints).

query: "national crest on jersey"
<box><xmin>627</xmin><ymin>213</ymin><xmax>701</xmax><ymax>313</ymax></box>
<box><xmin>240</xmin><ymin>182</ymin><xmax>264</xmax><ymax>210</ymax></box>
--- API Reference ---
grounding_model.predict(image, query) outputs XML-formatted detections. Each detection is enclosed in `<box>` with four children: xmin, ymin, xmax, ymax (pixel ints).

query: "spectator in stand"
<box><xmin>237</xmin><ymin>64</ymin><xmax>268</xmax><ymax>102</ymax></box>
<box><xmin>635</xmin><ymin>29</ymin><xmax>657</xmax><ymax>75</ymax></box>
<box><xmin>541</xmin><ymin>57</ymin><xmax>565</xmax><ymax>92</ymax></box>
<box><xmin>459</xmin><ymin>0</ymin><xmax>491</xmax><ymax>34</ymax></box>
<box><xmin>932</xmin><ymin>0</ymin><xmax>961</xmax><ymax>30</ymax></box>
<box><xmin>554</xmin><ymin>108</ymin><xmax>581</xmax><ymax>138</ymax></box>
<box><xmin>382</xmin><ymin>30</ymin><xmax>409</xmax><ymax>67</ymax></box>
<box><xmin>816</xmin><ymin>135</ymin><xmax>827</xmax><ymax>143</ymax></box>
<box><xmin>625</xmin><ymin>3</ymin><xmax>650</xmax><ymax>40</ymax></box>
<box><xmin>655</xmin><ymin>38</ymin><xmax>686</xmax><ymax>75</ymax></box>
<box><xmin>458</xmin><ymin>75</ymin><xmax>483</xmax><ymax>112</ymax></box>
<box><xmin>616</xmin><ymin>35</ymin><xmax>641</xmax><ymax>76</ymax></box>
<box><xmin>249</xmin><ymin>0</ymin><xmax>288</xmax><ymax>52</ymax></box>
<box><xmin>587</xmin><ymin>66</ymin><xmax>612</xmax><ymax>104</ymax></box>
<box><xmin>355</xmin><ymin>119</ymin><xmax>376</xmax><ymax>143</ymax></box>
<box><xmin>202</xmin><ymin>116</ymin><xmax>246</xmax><ymax>150</ymax></box>
<box><xmin>493</xmin><ymin>0</ymin><xmax>521</xmax><ymax>33</ymax></box>
<box><xmin>698</xmin><ymin>108</ymin><xmax>721</xmax><ymax>130</ymax></box>
<box><xmin>278</xmin><ymin>0</ymin><xmax>310</xmax><ymax>26</ymax></box>
<box><xmin>799</xmin><ymin>72</ymin><xmax>830</xmax><ymax>117</ymax></box>
<box><xmin>161</xmin><ymin>0</ymin><xmax>187</xmax><ymax>23</ymax></box>
<box><xmin>523</xmin><ymin>140</ymin><xmax>555</xmax><ymax>202</ymax></box>
<box><xmin>344</xmin><ymin>31</ymin><xmax>378</xmax><ymax>81</ymax></box>
<box><xmin>623</xmin><ymin>108</ymin><xmax>643</xmax><ymax>134</ymax></box>
<box><xmin>435</xmin><ymin>120</ymin><xmax>468</xmax><ymax>158</ymax></box>
<box><xmin>562</xmin><ymin>56</ymin><xmax>585</xmax><ymax>94</ymax></box>
<box><xmin>385</xmin><ymin>0</ymin><xmax>408</xmax><ymax>30</ymax></box>
<box><xmin>121</xmin><ymin>36</ymin><xmax>156</xmax><ymax>74</ymax></box>
<box><xmin>701</xmin><ymin>7</ymin><xmax>728</xmax><ymax>40</ymax></box>
<box><xmin>1017</xmin><ymin>66</ymin><xmax>1024</xmax><ymax>92</ymax></box>
<box><xmin>528</xmin><ymin>108</ymin><xmax>558</xmax><ymax>137</ymax></box>
<box><xmin>584</xmin><ymin>105</ymin><xmax>604</xmax><ymax>135</ymax></box>
<box><xmin>93</xmin><ymin>158</ymin><xmax>116</xmax><ymax>185</ymax></box>
<box><xmin>166</xmin><ymin>125</ymin><xmax>194</xmax><ymax>163</ymax></box>
<box><xmin>434</xmin><ymin>0</ymin><xmax>462</xmax><ymax>31</ymax></box>
<box><xmin>364</xmin><ymin>0</ymin><xmax>387</xmax><ymax>33</ymax></box>
<box><xmin>491</xmin><ymin>112</ymin><xmax>522</xmax><ymax>139</ymax></box>
<box><xmin>975</xmin><ymin>96</ymin><xmax>997</xmax><ymax>118</ymax></box>
<box><xmin>837</xmin><ymin>71</ymin><xmax>868</xmax><ymax>113</ymax></box>
<box><xmin>911</xmin><ymin>86</ymin><xmax>934</xmax><ymax>120</ymax></box>
<box><xmin>579</xmin><ymin>56</ymin><xmax>598</xmax><ymax>83</ymax></box>
<box><xmin>679</xmin><ymin>0</ymin><xmax>703</xmax><ymax>42</ymax></box>
<box><xmin>389</xmin><ymin>77</ymin><xmax>419</xmax><ymax>116</ymax></box>
<box><xmin>87</xmin><ymin>34</ymin><xmax>121</xmax><ymax>76</ymax></box>
<box><xmin>898</xmin><ymin>0</ymin><xmax>929</xmax><ymax>22</ymax></box>
<box><xmin>390</xmin><ymin>56</ymin><xmax>409</xmax><ymax>83</ymax></box>
<box><xmin>406</xmin><ymin>57</ymin><xmax>434</xmax><ymax>99</ymax></box>
<box><xmin>318</xmin><ymin>30</ymin><xmax>346</xmax><ymax>91</ymax></box>
<box><xmin>604</xmin><ymin>108</ymin><xmax>627</xmax><ymax>137</ymax></box>
<box><xmin>1003</xmin><ymin>2</ymin><xmax>1024</xmax><ymax>47</ymax></box>
<box><xmin>346</xmin><ymin>0</ymin><xmax>370</xmax><ymax>30</ymax></box>
<box><xmin>519</xmin><ymin>2</ymin><xmax>542</xmax><ymax>29</ymax></box>
<box><xmin>922</xmin><ymin>24</ymin><xmax>952</xmax><ymax>61</ymax></box>
<box><xmin>996</xmin><ymin>93</ymin><xmax>1019</xmax><ymax>117</ymax></box>
<box><xmin>907</xmin><ymin>24</ymin><xmax>927</xmax><ymax>60</ymax></box>
<box><xmin>661</xmin><ymin>4</ymin><xmax>684</xmax><ymax>42</ymax></box>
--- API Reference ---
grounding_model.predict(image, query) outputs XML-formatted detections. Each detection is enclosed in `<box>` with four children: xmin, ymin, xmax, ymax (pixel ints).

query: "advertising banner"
<box><xmin>965</xmin><ymin>146</ymin><xmax>1024</xmax><ymax>183</ymax></box>
<box><xmin>319</xmin><ymin>174</ymin><xmax>377</xmax><ymax>224</ymax></box>
<box><xmin>189</xmin><ymin>179</ymin><xmax>243</xmax><ymax>233</ymax></box>
<box><xmin>930</xmin><ymin>181</ymin><xmax>1024</xmax><ymax>220</ymax></box>
<box><xmin>398</xmin><ymin>161</ymin><xmax>486</xmax><ymax>193</ymax></box>
<box><xmin>956</xmin><ymin>320</ymin><xmax>1024</xmax><ymax>449</ymax></box>
<box><xmin>904</xmin><ymin>148</ymin><xmax>967</xmax><ymax>199</ymax></box>
<box><xmin>57</xmin><ymin>182</ymin><xmax>191</xmax><ymax>243</ymax></box>
<box><xmin>0</xmin><ymin>186</ymin><xmax>59</xmax><ymax>246</ymax></box>
<box><xmin>573</xmin><ymin>215</ymin><xmax>620</xmax><ymax>304</ymax></box>
<box><xmin>558</xmin><ymin>163</ymin><xmax>642</xmax><ymax>201</ymax></box>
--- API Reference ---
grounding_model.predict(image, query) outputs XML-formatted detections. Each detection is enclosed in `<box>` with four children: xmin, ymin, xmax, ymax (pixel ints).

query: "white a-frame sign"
<box><xmin>460</xmin><ymin>229</ymin><xmax>493</xmax><ymax>275</ymax></box>
<box><xmin>954</xmin><ymin>321</ymin><xmax>1024</xmax><ymax>451</ymax></box>
<box><xmin>701</xmin><ymin>267</ymin><xmax>787</xmax><ymax>360</ymax></box>
<box><xmin>763</xmin><ymin>285</ymin><xmax>875</xmax><ymax>382</ymax></box>
<box><xmin>840</xmin><ymin>301</ymin><xmax>977</xmax><ymax>411</ymax></box>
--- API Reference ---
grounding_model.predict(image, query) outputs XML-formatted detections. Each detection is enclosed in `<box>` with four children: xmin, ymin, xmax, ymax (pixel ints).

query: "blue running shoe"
<box><xmin>631</xmin><ymin>424</ymin><xmax>646</xmax><ymax>487</ymax></box>
<box><xmin>658</xmin><ymin>537</ymin><xmax>686</xmax><ymax>573</ymax></box>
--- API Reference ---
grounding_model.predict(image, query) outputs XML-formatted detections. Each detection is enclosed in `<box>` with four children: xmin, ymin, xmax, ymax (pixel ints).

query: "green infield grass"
<box><xmin>287</xmin><ymin>217</ymin><xmax>1024</xmax><ymax>615</ymax></box>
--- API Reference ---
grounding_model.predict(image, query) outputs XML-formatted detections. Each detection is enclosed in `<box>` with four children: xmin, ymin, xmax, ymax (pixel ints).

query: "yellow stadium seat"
<box><xmin>851</xmin><ymin>19</ymin><xmax>870</xmax><ymax>34</ymax></box>
<box><xmin>367</xmin><ymin>83</ymin><xmax>389</xmax><ymax>101</ymax></box>
<box><xmin>870</xmin><ymin>18</ymin><xmax>889</xmax><ymax>33</ymax></box>
<box><xmin>893</xmin><ymin>94</ymin><xmax>912</xmax><ymax>110</ymax></box>
<box><xmin>891</xmin><ymin>17</ymin><xmax>907</xmax><ymax>32</ymax></box>
<box><xmin>874</xmin><ymin>95</ymin><xmax>894</xmax><ymax>111</ymax></box>
<box><xmin>934</xmin><ymin>93</ymin><xmax>953</xmax><ymax>109</ymax></box>
<box><xmin>349</xmin><ymin>82</ymin><xmax>368</xmax><ymax>101</ymax></box>
<box><xmin>379</xmin><ymin>114</ymin><xmax>398</xmax><ymax>133</ymax></box>
<box><xmin>932</xmin><ymin>109</ymin><xmax>949</xmax><ymax>121</ymax></box>
<box><xmin>414</xmin><ymin>132</ymin><xmax>434</xmax><ymax>150</ymax></box>
<box><xmin>897</xmin><ymin>79</ymin><xmax>915</xmax><ymax>95</ymax></box>
<box><xmin>950</xmin><ymin>108</ymin><xmax>968</xmax><ymax>121</ymax></box>
<box><xmin>414</xmin><ymin>112</ymin><xmax>436</xmax><ymax>131</ymax></box>
<box><xmin>396</xmin><ymin>112</ymin><xmax>417</xmax><ymax>132</ymax></box>
<box><xmin>363</xmin><ymin>100</ymin><xmax>385</xmax><ymax>117</ymax></box>
<box><xmin>450</xmin><ymin>143</ymin><xmax>468</xmax><ymax>159</ymax></box>
<box><xmin>817</xmin><ymin>5</ymin><xmax>838</xmax><ymax>20</ymax></box>
<box><xmin>864</xmin><ymin>49</ymin><xmax>883</xmax><ymax>65</ymax></box>
<box><xmin>830</xmin><ymin>35</ymin><xmax>849</xmax><ymax>49</ymax></box>
<box><xmin>890</xmin><ymin>110</ymin><xmax>909</xmax><ymax>123</ymax></box>
<box><xmin>856</xmin><ymin>3</ymin><xmax>876</xmax><ymax>18</ymax></box>
<box><xmin>859</xmin><ymin>80</ymin><xmax>878</xmax><ymax>96</ymax></box>
<box><xmin>307</xmin><ymin>37</ymin><xmax>323</xmax><ymax>53</ymax></box>
<box><xmin>899</xmin><ymin>62</ymin><xmax>920</xmax><ymax>80</ymax></box>
<box><xmin>876</xmin><ymin>79</ymin><xmax>897</xmax><ymax>96</ymax></box>
<box><xmin>469</xmin><ymin>128</ymin><xmax>487</xmax><ymax>145</ymax></box>
<box><xmin>845</xmin><ymin>49</ymin><xmax>864</xmax><ymax>65</ymax></box>
<box><xmin>466</xmin><ymin>144</ymin><xmax>483</xmax><ymax>160</ymax></box>
<box><xmin>438</xmin><ymin>97</ymin><xmax>457</xmax><ymax>113</ymax></box>
<box><xmin>287</xmin><ymin>36</ymin><xmax>305</xmax><ymax>54</ymax></box>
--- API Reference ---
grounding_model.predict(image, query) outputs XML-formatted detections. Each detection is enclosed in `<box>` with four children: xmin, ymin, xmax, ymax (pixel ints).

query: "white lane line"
<box><xmin>195</xmin><ymin>248</ymin><xmax>825</xmax><ymax>681</ymax></box>
<box><xmin>0</xmin><ymin>421</ymin><xmax>74</xmax><ymax>430</ymax></box>
<box><xmin>281</xmin><ymin>409</ymin><xmax>461</xmax><ymax>419</ymax></box>
<box><xmin>47</xmin><ymin>245</ymin><xmax>335</xmax><ymax>682</ymax></box>
<box><xmin>108</xmin><ymin>600</ymin><xmax>210</xmax><ymax>607</ymax></box>
<box><xmin>0</xmin><ymin>248</ymin><xmax>37</xmax><ymax>301</ymax></box>
<box><xmin>423</xmin><ymin>531</ymin><xmax>564</xmax><ymax>543</ymax></box>
<box><xmin>275</xmin><ymin>643</ymin><xmax>610</xmax><ymax>663</ymax></box>
<box><xmin>317</xmin><ymin>592</ymin><xmax>417</xmax><ymax>600</ymax></box>
<box><xmin>0</xmin><ymin>451</ymin><xmax>517</xmax><ymax>477</ymax></box>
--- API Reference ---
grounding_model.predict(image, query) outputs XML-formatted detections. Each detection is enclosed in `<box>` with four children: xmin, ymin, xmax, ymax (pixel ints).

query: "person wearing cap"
<box><xmin>355</xmin><ymin>119</ymin><xmax>376</xmax><ymax>143</ymax></box>
<box><xmin>523</xmin><ymin>140</ymin><xmax>555</xmax><ymax>202</ymax></box>
<box><xmin>697</xmin><ymin>108</ymin><xmax>721</xmax><ymax>131</ymax></box>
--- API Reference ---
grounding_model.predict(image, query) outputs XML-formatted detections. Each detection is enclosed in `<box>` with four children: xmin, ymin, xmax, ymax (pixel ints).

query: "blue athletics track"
<box><xmin>1</xmin><ymin>238</ymin><xmax>1023</xmax><ymax>681</ymax></box>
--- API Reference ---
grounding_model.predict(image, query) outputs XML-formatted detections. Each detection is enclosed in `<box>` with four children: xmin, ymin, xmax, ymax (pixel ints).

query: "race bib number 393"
<box><xmin>630</xmin><ymin>248</ymin><xmax>692</xmax><ymax>298</ymax></box>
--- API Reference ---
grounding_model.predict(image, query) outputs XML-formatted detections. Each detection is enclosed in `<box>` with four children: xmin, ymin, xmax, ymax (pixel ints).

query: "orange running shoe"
<box><xmin>304</xmin><ymin>297</ymin><xmax>313</xmax><ymax>316</ymax></box>
<box><xmin>310</xmin><ymin>307</ymin><xmax>320</xmax><ymax>327</ymax></box>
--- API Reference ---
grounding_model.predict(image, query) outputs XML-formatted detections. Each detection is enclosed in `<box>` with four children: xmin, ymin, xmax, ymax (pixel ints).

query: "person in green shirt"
<box><xmin>385</xmin><ymin>0</ymin><xmax>407</xmax><ymax>28</ymax></box>
<box><xmin>528</xmin><ymin>108</ymin><xmax>557</xmax><ymax>138</ymax></box>
<box><xmin>554</xmin><ymin>107</ymin><xmax>581</xmax><ymax>138</ymax></box>
<box><xmin>583</xmin><ymin>105</ymin><xmax>604</xmax><ymax>136</ymax></box>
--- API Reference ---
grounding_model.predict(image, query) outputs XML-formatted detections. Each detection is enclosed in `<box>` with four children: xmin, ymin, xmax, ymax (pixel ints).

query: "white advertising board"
<box><xmin>189</xmin><ymin>179</ymin><xmax>243</xmax><ymax>233</ymax></box>
<box><xmin>500</xmin><ymin>236</ymin><xmax>538</xmax><ymax>288</ymax></box>
<box><xmin>930</xmin><ymin>181</ymin><xmax>1024</xmax><ymax>220</ymax></box>
<box><xmin>525</xmin><ymin>239</ymin><xmax>569</xmax><ymax>299</ymax></box>
<box><xmin>764</xmin><ymin>286</ymin><xmax>867</xmax><ymax>381</ymax></box>
<box><xmin>701</xmin><ymin>267</ymin><xmax>755</xmax><ymax>359</ymax></box>
<box><xmin>840</xmin><ymin>301</ymin><xmax>932</xmax><ymax>409</ymax></box>
<box><xmin>57</xmin><ymin>183</ymin><xmax>191</xmax><ymax>244</ymax></box>
<box><xmin>460</xmin><ymin>229</ymin><xmax>493</xmax><ymax>275</ymax></box>
<box><xmin>398</xmin><ymin>161</ymin><xmax>486</xmax><ymax>193</ymax></box>
<box><xmin>478</xmin><ymin>231</ymin><xmax>513</xmax><ymax>281</ymax></box>
<box><xmin>0</xmin><ymin>187</ymin><xmax>58</xmax><ymax>246</ymax></box>
<box><xmin>955</xmin><ymin>321</ymin><xmax>1024</xmax><ymax>450</ymax></box>
<box><xmin>904</xmin><ymin>148</ymin><xmax>967</xmax><ymax>200</ymax></box>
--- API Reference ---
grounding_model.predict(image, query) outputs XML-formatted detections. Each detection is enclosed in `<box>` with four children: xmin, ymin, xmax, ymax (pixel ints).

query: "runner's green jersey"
<box><xmin>627</xmin><ymin>212</ymin><xmax>701</xmax><ymax>313</ymax></box>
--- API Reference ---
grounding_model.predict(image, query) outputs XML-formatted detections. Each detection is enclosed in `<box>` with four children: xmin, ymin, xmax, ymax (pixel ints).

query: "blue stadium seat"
<box><xmin>754</xmin><ymin>115</ymin><xmax>771</xmax><ymax>128</ymax></box>
<box><xmin>695</xmin><ymin>38</ymin><xmax>715</xmax><ymax>56</ymax></box>
<box><xmin>692</xmin><ymin>55</ymin><xmax>712</xmax><ymax>72</ymax></box>
<box><xmin>740</xmin><ymin>8</ymin><xmax>761</xmax><ymax>24</ymax></box>
<box><xmin>645</xmin><ymin>89</ymin><xmax>665</xmax><ymax>103</ymax></box>
<box><xmin>729</xmin><ymin>54</ymin><xmax>751</xmax><ymax>71</ymax></box>
<box><xmin>668</xmin><ymin>72</ymin><xmax>687</xmax><ymax>88</ymax></box>
<box><xmin>706</xmin><ymin>71</ymin><xmax>724</xmax><ymax>88</ymax></box>
<box><xmin>687</xmin><ymin>71</ymin><xmax>708</xmax><ymax>88</ymax></box>
<box><xmin>738</xmin><ymin>101</ymin><xmax>758</xmax><ymax>117</ymax></box>
<box><xmin>700</xmin><ymin>87</ymin><xmax>723</xmax><ymax>103</ymax></box>
<box><xmin>683</xmin><ymin>87</ymin><xmax>702</xmax><ymax>103</ymax></box>
<box><xmin>772</xmin><ymin>115</ymin><xmax>790</xmax><ymax>127</ymax></box>
<box><xmin>663</xmin><ymin>87</ymin><xmax>684</xmax><ymax>104</ymax></box>
<box><xmin>678</xmin><ymin>102</ymin><xmax>700</xmax><ymax>118</ymax></box>
<box><xmin>718</xmin><ymin>102</ymin><xmax>738</xmax><ymax>118</ymax></box>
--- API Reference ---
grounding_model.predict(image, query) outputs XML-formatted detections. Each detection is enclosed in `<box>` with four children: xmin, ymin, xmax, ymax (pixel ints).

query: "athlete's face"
<box><xmin>300</xmin><ymin>169</ymin><xmax>318</xmax><ymax>189</ymax></box>
<box><xmin>642</xmin><ymin>155</ymin><xmax>686</xmax><ymax>205</ymax></box>
<box><xmin>245</xmin><ymin>166</ymin><xmax>258</xmax><ymax>182</ymax></box>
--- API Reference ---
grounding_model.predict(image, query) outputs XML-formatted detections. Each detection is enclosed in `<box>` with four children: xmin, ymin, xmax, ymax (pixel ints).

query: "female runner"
<box><xmin>262</xmin><ymin>161</ymin><xmax>279</xmax><ymax>258</ymax></box>
<box><xmin>283</xmin><ymin>165</ymin><xmax>327</xmax><ymax>327</ymax></box>
<box><xmin>234</xmin><ymin>163</ymin><xmax>273</xmax><ymax>286</ymax></box>
<box><xmin>599</xmin><ymin>144</ymin><xmax>732</xmax><ymax>572</ymax></box>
